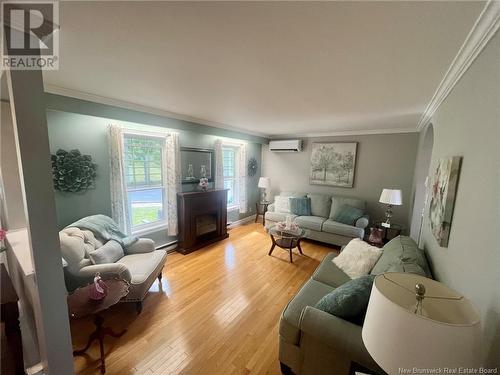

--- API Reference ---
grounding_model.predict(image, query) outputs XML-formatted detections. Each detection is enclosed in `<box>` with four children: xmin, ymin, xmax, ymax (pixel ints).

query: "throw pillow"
<box><xmin>332</xmin><ymin>238</ymin><xmax>382</xmax><ymax>278</ymax></box>
<box><xmin>333</xmin><ymin>204</ymin><xmax>365</xmax><ymax>225</ymax></box>
<box><xmin>315</xmin><ymin>275</ymin><xmax>375</xmax><ymax>325</ymax></box>
<box><xmin>307</xmin><ymin>194</ymin><xmax>332</xmax><ymax>218</ymax></box>
<box><xmin>274</xmin><ymin>196</ymin><xmax>291</xmax><ymax>213</ymax></box>
<box><xmin>289</xmin><ymin>197</ymin><xmax>312</xmax><ymax>216</ymax></box>
<box><xmin>88</xmin><ymin>240</ymin><xmax>124</xmax><ymax>265</ymax></box>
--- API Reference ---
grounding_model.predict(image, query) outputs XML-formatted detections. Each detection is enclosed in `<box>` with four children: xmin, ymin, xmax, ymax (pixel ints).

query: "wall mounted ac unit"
<box><xmin>269</xmin><ymin>140</ymin><xmax>303</xmax><ymax>152</ymax></box>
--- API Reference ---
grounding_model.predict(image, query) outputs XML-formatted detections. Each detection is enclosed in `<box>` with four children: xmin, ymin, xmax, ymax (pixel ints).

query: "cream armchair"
<box><xmin>59</xmin><ymin>227</ymin><xmax>167</xmax><ymax>313</ymax></box>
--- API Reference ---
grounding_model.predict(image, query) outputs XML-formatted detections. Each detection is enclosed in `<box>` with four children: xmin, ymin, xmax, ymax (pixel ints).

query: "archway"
<box><xmin>410</xmin><ymin>123</ymin><xmax>434</xmax><ymax>244</ymax></box>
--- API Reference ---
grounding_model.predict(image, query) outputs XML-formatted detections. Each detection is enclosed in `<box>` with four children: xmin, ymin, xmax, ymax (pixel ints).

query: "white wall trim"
<box><xmin>417</xmin><ymin>0</ymin><xmax>500</xmax><ymax>131</ymax></box>
<box><xmin>228</xmin><ymin>214</ymin><xmax>256</xmax><ymax>228</ymax></box>
<box><xmin>269</xmin><ymin>127</ymin><xmax>418</xmax><ymax>139</ymax></box>
<box><xmin>44</xmin><ymin>84</ymin><xmax>269</xmax><ymax>138</ymax></box>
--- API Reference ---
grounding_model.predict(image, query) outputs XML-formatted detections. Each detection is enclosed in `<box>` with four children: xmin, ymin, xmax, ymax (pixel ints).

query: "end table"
<box><xmin>372</xmin><ymin>222</ymin><xmax>403</xmax><ymax>244</ymax></box>
<box><xmin>255</xmin><ymin>201</ymin><xmax>271</xmax><ymax>226</ymax></box>
<box><xmin>68</xmin><ymin>279</ymin><xmax>129</xmax><ymax>373</ymax></box>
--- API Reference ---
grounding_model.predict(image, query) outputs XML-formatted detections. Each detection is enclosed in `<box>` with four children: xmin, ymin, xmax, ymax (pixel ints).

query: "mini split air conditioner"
<box><xmin>269</xmin><ymin>140</ymin><xmax>303</xmax><ymax>152</ymax></box>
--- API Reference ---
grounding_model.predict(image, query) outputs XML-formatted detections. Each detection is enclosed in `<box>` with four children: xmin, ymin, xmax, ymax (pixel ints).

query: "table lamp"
<box><xmin>379</xmin><ymin>189</ymin><xmax>402</xmax><ymax>226</ymax></box>
<box><xmin>362</xmin><ymin>273</ymin><xmax>481</xmax><ymax>375</ymax></box>
<box><xmin>258</xmin><ymin>177</ymin><xmax>271</xmax><ymax>202</ymax></box>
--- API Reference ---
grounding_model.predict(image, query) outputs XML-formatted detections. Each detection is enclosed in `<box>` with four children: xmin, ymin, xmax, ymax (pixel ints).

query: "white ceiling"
<box><xmin>43</xmin><ymin>1</ymin><xmax>485</xmax><ymax>138</ymax></box>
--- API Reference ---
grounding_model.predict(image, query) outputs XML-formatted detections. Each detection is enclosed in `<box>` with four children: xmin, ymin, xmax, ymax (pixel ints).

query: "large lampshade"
<box><xmin>379</xmin><ymin>189</ymin><xmax>402</xmax><ymax>205</ymax></box>
<box><xmin>258</xmin><ymin>177</ymin><xmax>271</xmax><ymax>189</ymax></box>
<box><xmin>362</xmin><ymin>273</ymin><xmax>481</xmax><ymax>375</ymax></box>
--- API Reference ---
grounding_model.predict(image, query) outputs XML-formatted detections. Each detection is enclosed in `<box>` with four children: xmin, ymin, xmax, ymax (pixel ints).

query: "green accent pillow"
<box><xmin>315</xmin><ymin>275</ymin><xmax>375</xmax><ymax>325</ymax></box>
<box><xmin>333</xmin><ymin>204</ymin><xmax>365</xmax><ymax>225</ymax></box>
<box><xmin>289</xmin><ymin>197</ymin><xmax>312</xmax><ymax>216</ymax></box>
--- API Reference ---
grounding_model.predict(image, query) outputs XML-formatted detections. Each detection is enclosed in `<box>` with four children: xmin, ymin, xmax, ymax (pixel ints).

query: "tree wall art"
<box><xmin>309</xmin><ymin>142</ymin><xmax>357</xmax><ymax>187</ymax></box>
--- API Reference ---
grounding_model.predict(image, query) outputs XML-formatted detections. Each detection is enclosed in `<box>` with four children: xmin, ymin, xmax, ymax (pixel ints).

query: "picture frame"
<box><xmin>309</xmin><ymin>142</ymin><xmax>358</xmax><ymax>187</ymax></box>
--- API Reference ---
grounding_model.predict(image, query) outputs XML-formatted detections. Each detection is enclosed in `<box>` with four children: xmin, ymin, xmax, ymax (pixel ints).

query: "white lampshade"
<box><xmin>258</xmin><ymin>177</ymin><xmax>271</xmax><ymax>189</ymax></box>
<box><xmin>379</xmin><ymin>188</ymin><xmax>402</xmax><ymax>205</ymax></box>
<box><xmin>362</xmin><ymin>273</ymin><xmax>481</xmax><ymax>375</ymax></box>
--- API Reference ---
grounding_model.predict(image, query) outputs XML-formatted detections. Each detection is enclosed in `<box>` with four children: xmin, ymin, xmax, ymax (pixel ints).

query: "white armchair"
<box><xmin>60</xmin><ymin>227</ymin><xmax>167</xmax><ymax>313</ymax></box>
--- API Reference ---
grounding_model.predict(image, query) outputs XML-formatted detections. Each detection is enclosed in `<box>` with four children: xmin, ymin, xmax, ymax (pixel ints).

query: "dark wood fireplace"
<box><xmin>177</xmin><ymin>189</ymin><xmax>229</xmax><ymax>254</ymax></box>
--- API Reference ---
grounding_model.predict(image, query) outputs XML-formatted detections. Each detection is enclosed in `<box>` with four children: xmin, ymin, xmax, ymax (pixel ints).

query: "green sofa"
<box><xmin>265</xmin><ymin>192</ymin><xmax>369</xmax><ymax>247</ymax></box>
<box><xmin>278</xmin><ymin>236</ymin><xmax>432</xmax><ymax>375</ymax></box>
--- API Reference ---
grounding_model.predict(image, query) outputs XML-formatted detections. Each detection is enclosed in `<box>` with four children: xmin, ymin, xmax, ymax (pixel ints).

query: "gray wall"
<box><xmin>417</xmin><ymin>32</ymin><xmax>500</xmax><ymax>367</ymax></box>
<box><xmin>262</xmin><ymin>133</ymin><xmax>419</xmax><ymax>228</ymax></box>
<box><xmin>46</xmin><ymin>109</ymin><xmax>262</xmax><ymax>246</ymax></box>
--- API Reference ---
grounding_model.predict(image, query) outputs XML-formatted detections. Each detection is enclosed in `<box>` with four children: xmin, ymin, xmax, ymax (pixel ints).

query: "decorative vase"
<box><xmin>200</xmin><ymin>165</ymin><xmax>207</xmax><ymax>178</ymax></box>
<box><xmin>89</xmin><ymin>273</ymin><xmax>108</xmax><ymax>300</ymax></box>
<box><xmin>187</xmin><ymin>164</ymin><xmax>194</xmax><ymax>180</ymax></box>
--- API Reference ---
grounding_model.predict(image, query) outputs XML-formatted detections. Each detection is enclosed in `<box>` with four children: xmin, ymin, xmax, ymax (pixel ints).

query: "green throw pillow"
<box><xmin>289</xmin><ymin>197</ymin><xmax>312</xmax><ymax>216</ymax></box>
<box><xmin>333</xmin><ymin>204</ymin><xmax>365</xmax><ymax>225</ymax></box>
<box><xmin>315</xmin><ymin>275</ymin><xmax>375</xmax><ymax>325</ymax></box>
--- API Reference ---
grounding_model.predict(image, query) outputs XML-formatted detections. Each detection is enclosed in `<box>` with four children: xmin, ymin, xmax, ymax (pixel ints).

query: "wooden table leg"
<box><xmin>73</xmin><ymin>314</ymin><xmax>127</xmax><ymax>374</ymax></box>
<box><xmin>297</xmin><ymin>239</ymin><xmax>304</xmax><ymax>255</ymax></box>
<box><xmin>289</xmin><ymin>247</ymin><xmax>293</xmax><ymax>263</ymax></box>
<box><xmin>268</xmin><ymin>235</ymin><xmax>276</xmax><ymax>255</ymax></box>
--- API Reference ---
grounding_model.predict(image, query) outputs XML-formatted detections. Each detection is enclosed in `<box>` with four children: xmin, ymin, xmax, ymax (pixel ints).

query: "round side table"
<box><xmin>255</xmin><ymin>201</ymin><xmax>271</xmax><ymax>226</ymax></box>
<box><xmin>373</xmin><ymin>222</ymin><xmax>403</xmax><ymax>244</ymax></box>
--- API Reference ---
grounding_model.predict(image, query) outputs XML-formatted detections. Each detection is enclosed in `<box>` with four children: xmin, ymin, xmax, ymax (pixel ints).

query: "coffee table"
<box><xmin>68</xmin><ymin>279</ymin><xmax>129</xmax><ymax>373</ymax></box>
<box><xmin>268</xmin><ymin>225</ymin><xmax>307</xmax><ymax>263</ymax></box>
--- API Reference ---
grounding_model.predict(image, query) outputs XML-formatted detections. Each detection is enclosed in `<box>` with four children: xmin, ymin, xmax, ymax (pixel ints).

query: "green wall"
<box><xmin>46</xmin><ymin>109</ymin><xmax>262</xmax><ymax>246</ymax></box>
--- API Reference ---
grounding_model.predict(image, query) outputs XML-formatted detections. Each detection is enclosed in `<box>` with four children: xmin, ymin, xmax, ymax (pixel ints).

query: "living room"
<box><xmin>0</xmin><ymin>1</ymin><xmax>498</xmax><ymax>375</ymax></box>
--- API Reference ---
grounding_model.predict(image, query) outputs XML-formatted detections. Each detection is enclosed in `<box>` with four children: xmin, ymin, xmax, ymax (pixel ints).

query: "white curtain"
<box><xmin>237</xmin><ymin>143</ymin><xmax>247</xmax><ymax>214</ymax></box>
<box><xmin>214</xmin><ymin>139</ymin><xmax>224</xmax><ymax>189</ymax></box>
<box><xmin>165</xmin><ymin>133</ymin><xmax>181</xmax><ymax>236</ymax></box>
<box><xmin>108</xmin><ymin>125</ymin><xmax>131</xmax><ymax>234</ymax></box>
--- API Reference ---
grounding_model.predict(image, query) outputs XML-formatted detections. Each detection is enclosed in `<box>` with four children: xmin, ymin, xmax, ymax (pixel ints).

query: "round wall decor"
<box><xmin>247</xmin><ymin>157</ymin><xmax>258</xmax><ymax>177</ymax></box>
<box><xmin>51</xmin><ymin>149</ymin><xmax>97</xmax><ymax>192</ymax></box>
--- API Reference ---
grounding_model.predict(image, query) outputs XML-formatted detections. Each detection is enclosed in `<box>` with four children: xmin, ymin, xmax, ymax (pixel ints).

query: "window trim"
<box><xmin>122</xmin><ymin>131</ymin><xmax>167</xmax><ymax>233</ymax></box>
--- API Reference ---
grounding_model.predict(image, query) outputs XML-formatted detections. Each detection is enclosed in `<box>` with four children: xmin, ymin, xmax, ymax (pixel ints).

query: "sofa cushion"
<box><xmin>274</xmin><ymin>196</ymin><xmax>291</xmax><ymax>213</ymax></box>
<box><xmin>330</xmin><ymin>196</ymin><xmax>366</xmax><ymax>219</ymax></box>
<box><xmin>370</xmin><ymin>236</ymin><xmax>432</xmax><ymax>278</ymax></box>
<box><xmin>280</xmin><ymin>279</ymin><xmax>335</xmax><ymax>344</ymax></box>
<box><xmin>265</xmin><ymin>211</ymin><xmax>297</xmax><ymax>223</ymax></box>
<box><xmin>333</xmin><ymin>204</ymin><xmax>365</xmax><ymax>226</ymax></box>
<box><xmin>312</xmin><ymin>252</ymin><xmax>351</xmax><ymax>287</ymax></box>
<box><xmin>315</xmin><ymin>275</ymin><xmax>375</xmax><ymax>325</ymax></box>
<box><xmin>307</xmin><ymin>194</ymin><xmax>332</xmax><ymax>218</ymax></box>
<box><xmin>289</xmin><ymin>197</ymin><xmax>312</xmax><ymax>216</ymax></box>
<box><xmin>322</xmin><ymin>220</ymin><xmax>364</xmax><ymax>238</ymax></box>
<box><xmin>88</xmin><ymin>240</ymin><xmax>124</xmax><ymax>265</ymax></box>
<box><xmin>294</xmin><ymin>216</ymin><xmax>327</xmax><ymax>231</ymax></box>
<box><xmin>117</xmin><ymin>250</ymin><xmax>167</xmax><ymax>285</ymax></box>
<box><xmin>333</xmin><ymin>239</ymin><xmax>382</xmax><ymax>279</ymax></box>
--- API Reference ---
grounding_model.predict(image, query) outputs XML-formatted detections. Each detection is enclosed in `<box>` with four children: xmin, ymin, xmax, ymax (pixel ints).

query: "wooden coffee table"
<box><xmin>68</xmin><ymin>279</ymin><xmax>129</xmax><ymax>373</ymax></box>
<box><xmin>268</xmin><ymin>225</ymin><xmax>307</xmax><ymax>263</ymax></box>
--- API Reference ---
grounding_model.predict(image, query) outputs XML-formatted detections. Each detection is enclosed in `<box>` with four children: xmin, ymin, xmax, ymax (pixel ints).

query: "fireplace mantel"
<box><xmin>177</xmin><ymin>189</ymin><xmax>229</xmax><ymax>254</ymax></box>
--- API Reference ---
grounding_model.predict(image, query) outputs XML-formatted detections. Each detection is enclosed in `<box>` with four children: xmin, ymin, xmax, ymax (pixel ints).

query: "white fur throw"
<box><xmin>332</xmin><ymin>238</ymin><xmax>382</xmax><ymax>278</ymax></box>
<box><xmin>274</xmin><ymin>196</ymin><xmax>291</xmax><ymax>213</ymax></box>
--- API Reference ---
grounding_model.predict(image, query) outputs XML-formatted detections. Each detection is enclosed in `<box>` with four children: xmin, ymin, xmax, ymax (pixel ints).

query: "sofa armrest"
<box><xmin>267</xmin><ymin>203</ymin><xmax>275</xmax><ymax>212</ymax></box>
<box><xmin>78</xmin><ymin>263</ymin><xmax>132</xmax><ymax>283</ymax></box>
<box><xmin>299</xmin><ymin>306</ymin><xmax>374</xmax><ymax>365</ymax></box>
<box><xmin>125</xmin><ymin>238</ymin><xmax>155</xmax><ymax>254</ymax></box>
<box><xmin>355</xmin><ymin>215</ymin><xmax>369</xmax><ymax>229</ymax></box>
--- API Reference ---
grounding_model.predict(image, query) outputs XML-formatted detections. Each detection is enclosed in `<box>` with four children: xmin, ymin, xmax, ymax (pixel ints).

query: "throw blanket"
<box><xmin>66</xmin><ymin>214</ymin><xmax>138</xmax><ymax>248</ymax></box>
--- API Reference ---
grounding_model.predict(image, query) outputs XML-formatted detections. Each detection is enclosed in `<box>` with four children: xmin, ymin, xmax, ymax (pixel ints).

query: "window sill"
<box><xmin>132</xmin><ymin>222</ymin><xmax>168</xmax><ymax>236</ymax></box>
<box><xmin>227</xmin><ymin>205</ymin><xmax>240</xmax><ymax>212</ymax></box>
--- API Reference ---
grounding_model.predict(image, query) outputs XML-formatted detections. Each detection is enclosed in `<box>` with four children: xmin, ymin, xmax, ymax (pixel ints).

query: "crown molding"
<box><xmin>43</xmin><ymin>84</ymin><xmax>269</xmax><ymax>138</ymax></box>
<box><xmin>417</xmin><ymin>0</ymin><xmax>500</xmax><ymax>130</ymax></box>
<box><xmin>269</xmin><ymin>127</ymin><xmax>418</xmax><ymax>139</ymax></box>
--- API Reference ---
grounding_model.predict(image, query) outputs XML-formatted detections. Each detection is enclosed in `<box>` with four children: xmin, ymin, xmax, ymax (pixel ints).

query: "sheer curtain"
<box><xmin>165</xmin><ymin>132</ymin><xmax>181</xmax><ymax>236</ymax></box>
<box><xmin>214</xmin><ymin>139</ymin><xmax>224</xmax><ymax>189</ymax></box>
<box><xmin>108</xmin><ymin>124</ymin><xmax>131</xmax><ymax>233</ymax></box>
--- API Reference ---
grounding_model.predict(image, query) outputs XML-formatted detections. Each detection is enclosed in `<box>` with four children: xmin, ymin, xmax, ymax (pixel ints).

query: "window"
<box><xmin>124</xmin><ymin>134</ymin><xmax>166</xmax><ymax>231</ymax></box>
<box><xmin>222</xmin><ymin>146</ymin><xmax>238</xmax><ymax>209</ymax></box>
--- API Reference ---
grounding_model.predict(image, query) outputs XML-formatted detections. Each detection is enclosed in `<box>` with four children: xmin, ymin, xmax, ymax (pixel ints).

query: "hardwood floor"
<box><xmin>71</xmin><ymin>223</ymin><xmax>336</xmax><ymax>375</ymax></box>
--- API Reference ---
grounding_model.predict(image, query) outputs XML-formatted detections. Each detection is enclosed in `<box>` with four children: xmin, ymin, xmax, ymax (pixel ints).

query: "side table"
<box><xmin>372</xmin><ymin>222</ymin><xmax>403</xmax><ymax>244</ymax></box>
<box><xmin>255</xmin><ymin>201</ymin><xmax>271</xmax><ymax>226</ymax></box>
<box><xmin>68</xmin><ymin>279</ymin><xmax>129</xmax><ymax>373</ymax></box>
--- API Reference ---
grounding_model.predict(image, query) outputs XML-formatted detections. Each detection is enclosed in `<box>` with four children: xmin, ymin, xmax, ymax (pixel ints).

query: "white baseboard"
<box><xmin>228</xmin><ymin>215</ymin><xmax>257</xmax><ymax>228</ymax></box>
